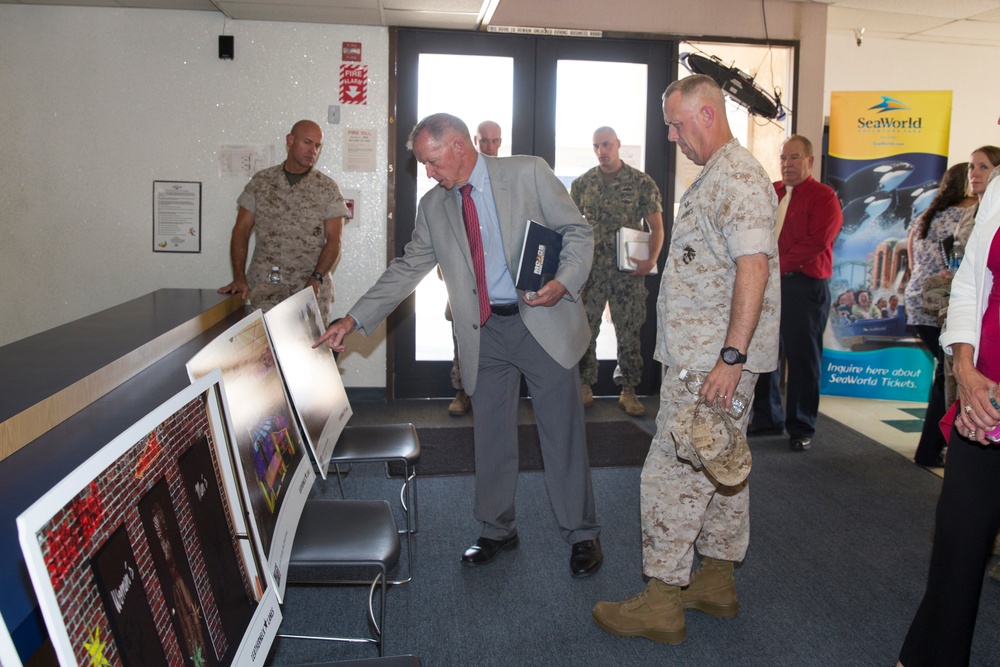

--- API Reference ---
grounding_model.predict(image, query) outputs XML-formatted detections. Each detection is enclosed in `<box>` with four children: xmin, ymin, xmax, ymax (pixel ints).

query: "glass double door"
<box><xmin>391</xmin><ymin>29</ymin><xmax>674</xmax><ymax>399</ymax></box>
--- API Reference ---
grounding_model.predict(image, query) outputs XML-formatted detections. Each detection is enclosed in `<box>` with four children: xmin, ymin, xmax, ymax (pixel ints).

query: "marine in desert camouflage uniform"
<box><xmin>593</xmin><ymin>75</ymin><xmax>779</xmax><ymax>646</ymax></box>
<box><xmin>219</xmin><ymin>120</ymin><xmax>350</xmax><ymax>322</ymax></box>
<box><xmin>571</xmin><ymin>127</ymin><xmax>664</xmax><ymax>416</ymax></box>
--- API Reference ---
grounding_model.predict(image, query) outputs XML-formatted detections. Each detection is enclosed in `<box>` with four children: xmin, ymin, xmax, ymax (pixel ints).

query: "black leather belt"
<box><xmin>490</xmin><ymin>303</ymin><xmax>520</xmax><ymax>316</ymax></box>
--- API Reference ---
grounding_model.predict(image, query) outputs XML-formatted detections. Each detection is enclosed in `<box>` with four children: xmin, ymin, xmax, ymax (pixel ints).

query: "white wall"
<box><xmin>824</xmin><ymin>33</ymin><xmax>1000</xmax><ymax>165</ymax></box>
<box><xmin>7</xmin><ymin>5</ymin><xmax>994</xmax><ymax>392</ymax></box>
<box><xmin>0</xmin><ymin>5</ymin><xmax>390</xmax><ymax>386</ymax></box>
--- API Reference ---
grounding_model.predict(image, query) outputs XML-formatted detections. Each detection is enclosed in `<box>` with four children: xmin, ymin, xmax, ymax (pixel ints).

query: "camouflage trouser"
<box><xmin>640</xmin><ymin>366</ymin><xmax>757</xmax><ymax>586</ymax></box>
<box><xmin>579</xmin><ymin>267</ymin><xmax>648</xmax><ymax>388</ymax></box>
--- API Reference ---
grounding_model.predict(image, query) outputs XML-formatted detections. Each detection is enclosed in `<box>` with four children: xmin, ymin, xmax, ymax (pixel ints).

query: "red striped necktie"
<box><xmin>459</xmin><ymin>183</ymin><xmax>491</xmax><ymax>326</ymax></box>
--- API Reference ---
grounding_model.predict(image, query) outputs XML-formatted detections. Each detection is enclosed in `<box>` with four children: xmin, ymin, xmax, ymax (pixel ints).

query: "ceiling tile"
<box><xmin>904</xmin><ymin>33</ymin><xmax>999</xmax><ymax>46</ymax></box>
<box><xmin>125</xmin><ymin>0</ymin><xmax>217</xmax><ymax>9</ymax></box>
<box><xmin>217</xmin><ymin>2</ymin><xmax>381</xmax><ymax>24</ymax></box>
<box><xmin>8</xmin><ymin>0</ymin><xmax>118</xmax><ymax>6</ymax></box>
<box><xmin>830</xmin><ymin>0</ymin><xmax>1000</xmax><ymax>21</ymax></box>
<box><xmin>968</xmin><ymin>6</ymin><xmax>1000</xmax><ymax>19</ymax></box>
<box><xmin>224</xmin><ymin>0</ymin><xmax>372</xmax><ymax>6</ymax></box>
<box><xmin>384</xmin><ymin>0</ymin><xmax>481</xmax><ymax>11</ymax></box>
<box><xmin>918</xmin><ymin>17</ymin><xmax>1000</xmax><ymax>38</ymax></box>
<box><xmin>382</xmin><ymin>7</ymin><xmax>479</xmax><ymax>27</ymax></box>
<box><xmin>827</xmin><ymin>6</ymin><xmax>951</xmax><ymax>32</ymax></box>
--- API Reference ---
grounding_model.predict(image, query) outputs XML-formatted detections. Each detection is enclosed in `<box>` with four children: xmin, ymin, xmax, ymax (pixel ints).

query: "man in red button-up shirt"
<box><xmin>749</xmin><ymin>135</ymin><xmax>843</xmax><ymax>451</ymax></box>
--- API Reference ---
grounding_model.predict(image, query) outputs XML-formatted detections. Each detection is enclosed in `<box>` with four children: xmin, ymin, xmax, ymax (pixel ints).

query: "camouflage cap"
<box><xmin>690</xmin><ymin>401</ymin><xmax>752</xmax><ymax>486</ymax></box>
<box><xmin>920</xmin><ymin>273</ymin><xmax>951</xmax><ymax>317</ymax></box>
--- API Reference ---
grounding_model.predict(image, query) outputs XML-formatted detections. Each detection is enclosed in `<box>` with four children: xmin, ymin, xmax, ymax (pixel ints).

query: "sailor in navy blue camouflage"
<box><xmin>571</xmin><ymin>127</ymin><xmax>664</xmax><ymax>416</ymax></box>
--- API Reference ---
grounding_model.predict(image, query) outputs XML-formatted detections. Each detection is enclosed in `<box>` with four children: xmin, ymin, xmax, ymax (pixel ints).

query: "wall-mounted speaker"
<box><xmin>219</xmin><ymin>35</ymin><xmax>234</xmax><ymax>60</ymax></box>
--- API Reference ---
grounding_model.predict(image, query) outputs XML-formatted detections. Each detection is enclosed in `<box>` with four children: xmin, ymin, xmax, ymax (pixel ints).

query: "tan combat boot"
<box><xmin>582</xmin><ymin>384</ymin><xmax>594</xmax><ymax>408</ymax></box>
<box><xmin>619</xmin><ymin>387</ymin><xmax>645</xmax><ymax>416</ymax></box>
<box><xmin>448</xmin><ymin>389</ymin><xmax>471</xmax><ymax>416</ymax></box>
<box><xmin>680</xmin><ymin>557</ymin><xmax>738</xmax><ymax>618</ymax></box>
<box><xmin>592</xmin><ymin>578</ymin><xmax>686</xmax><ymax>644</ymax></box>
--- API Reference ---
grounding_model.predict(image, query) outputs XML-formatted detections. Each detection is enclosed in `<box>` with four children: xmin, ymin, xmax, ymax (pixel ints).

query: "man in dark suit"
<box><xmin>316</xmin><ymin>113</ymin><xmax>603</xmax><ymax>577</ymax></box>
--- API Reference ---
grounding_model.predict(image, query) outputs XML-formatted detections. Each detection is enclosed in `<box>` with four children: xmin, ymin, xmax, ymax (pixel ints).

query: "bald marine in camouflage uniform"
<box><xmin>219</xmin><ymin>119</ymin><xmax>351</xmax><ymax>322</ymax></box>
<box><xmin>593</xmin><ymin>75</ymin><xmax>779</xmax><ymax>645</ymax></box>
<box><xmin>571</xmin><ymin>127</ymin><xmax>664</xmax><ymax>417</ymax></box>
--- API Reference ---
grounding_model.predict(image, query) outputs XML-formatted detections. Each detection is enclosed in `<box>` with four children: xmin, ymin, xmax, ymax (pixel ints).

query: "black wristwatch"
<box><xmin>720</xmin><ymin>346</ymin><xmax>747</xmax><ymax>365</ymax></box>
<box><xmin>310</xmin><ymin>271</ymin><xmax>324</xmax><ymax>284</ymax></box>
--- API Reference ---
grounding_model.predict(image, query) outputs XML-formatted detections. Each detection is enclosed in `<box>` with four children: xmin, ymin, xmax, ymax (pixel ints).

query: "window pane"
<box><xmin>555</xmin><ymin>59</ymin><xmax>648</xmax><ymax>360</ymax></box>
<box><xmin>414</xmin><ymin>54</ymin><xmax>514</xmax><ymax>360</ymax></box>
<box><xmin>554</xmin><ymin>60</ymin><xmax>649</xmax><ymax>188</ymax></box>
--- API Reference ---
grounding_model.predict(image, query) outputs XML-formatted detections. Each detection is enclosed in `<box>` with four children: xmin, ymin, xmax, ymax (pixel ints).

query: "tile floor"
<box><xmin>819</xmin><ymin>395</ymin><xmax>943</xmax><ymax>478</ymax></box>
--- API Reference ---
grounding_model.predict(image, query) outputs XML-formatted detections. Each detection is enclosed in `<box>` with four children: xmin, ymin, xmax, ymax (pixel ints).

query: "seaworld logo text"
<box><xmin>857</xmin><ymin>96</ymin><xmax>922</xmax><ymax>130</ymax></box>
<box><xmin>857</xmin><ymin>117</ymin><xmax>923</xmax><ymax>130</ymax></box>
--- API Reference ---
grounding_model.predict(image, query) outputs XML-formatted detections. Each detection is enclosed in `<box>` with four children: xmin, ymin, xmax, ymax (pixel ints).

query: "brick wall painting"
<box><xmin>17</xmin><ymin>374</ymin><xmax>281</xmax><ymax>667</ymax></box>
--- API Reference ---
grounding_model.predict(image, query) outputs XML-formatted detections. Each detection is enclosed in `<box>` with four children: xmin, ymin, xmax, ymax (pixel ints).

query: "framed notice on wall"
<box><xmin>153</xmin><ymin>180</ymin><xmax>202</xmax><ymax>253</ymax></box>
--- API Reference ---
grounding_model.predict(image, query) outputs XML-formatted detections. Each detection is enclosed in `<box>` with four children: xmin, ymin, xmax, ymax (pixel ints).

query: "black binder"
<box><xmin>515</xmin><ymin>220</ymin><xmax>562</xmax><ymax>292</ymax></box>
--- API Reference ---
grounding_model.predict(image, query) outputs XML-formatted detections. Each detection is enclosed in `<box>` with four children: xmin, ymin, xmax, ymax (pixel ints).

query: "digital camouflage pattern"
<box><xmin>641</xmin><ymin>138</ymin><xmax>778</xmax><ymax>586</ymax></box>
<box><xmin>571</xmin><ymin>162</ymin><xmax>663</xmax><ymax>387</ymax></box>
<box><xmin>640</xmin><ymin>368</ymin><xmax>757</xmax><ymax>585</ymax></box>
<box><xmin>238</xmin><ymin>164</ymin><xmax>350</xmax><ymax>322</ymax></box>
<box><xmin>654</xmin><ymin>138</ymin><xmax>780</xmax><ymax>375</ymax></box>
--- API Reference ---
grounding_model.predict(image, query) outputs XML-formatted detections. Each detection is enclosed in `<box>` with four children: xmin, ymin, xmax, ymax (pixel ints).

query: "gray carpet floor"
<box><xmin>264</xmin><ymin>397</ymin><xmax>1000</xmax><ymax>666</ymax></box>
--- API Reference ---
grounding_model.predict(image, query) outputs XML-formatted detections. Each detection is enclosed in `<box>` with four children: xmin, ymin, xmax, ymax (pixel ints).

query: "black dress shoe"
<box><xmin>570</xmin><ymin>538</ymin><xmax>603</xmax><ymax>578</ymax></box>
<box><xmin>461</xmin><ymin>534</ymin><xmax>519</xmax><ymax>566</ymax></box>
<box><xmin>789</xmin><ymin>436</ymin><xmax>812</xmax><ymax>451</ymax></box>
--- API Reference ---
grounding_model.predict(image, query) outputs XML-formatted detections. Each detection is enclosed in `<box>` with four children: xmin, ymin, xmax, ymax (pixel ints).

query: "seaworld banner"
<box><xmin>821</xmin><ymin>90</ymin><xmax>952</xmax><ymax>401</ymax></box>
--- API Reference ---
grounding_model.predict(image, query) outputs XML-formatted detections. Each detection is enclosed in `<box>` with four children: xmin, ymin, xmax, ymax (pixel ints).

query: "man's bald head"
<box><xmin>475</xmin><ymin>120</ymin><xmax>502</xmax><ymax>157</ymax></box>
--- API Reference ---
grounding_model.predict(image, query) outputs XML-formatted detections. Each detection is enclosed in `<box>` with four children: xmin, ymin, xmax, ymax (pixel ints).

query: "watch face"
<box><xmin>722</xmin><ymin>347</ymin><xmax>745</xmax><ymax>364</ymax></box>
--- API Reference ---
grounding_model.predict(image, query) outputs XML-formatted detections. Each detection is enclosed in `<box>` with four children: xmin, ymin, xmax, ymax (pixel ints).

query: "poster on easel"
<box><xmin>186</xmin><ymin>311</ymin><xmax>312</xmax><ymax>601</ymax></box>
<box><xmin>17</xmin><ymin>372</ymin><xmax>281</xmax><ymax>667</ymax></box>
<box><xmin>264</xmin><ymin>288</ymin><xmax>353</xmax><ymax>478</ymax></box>
<box><xmin>0</xmin><ymin>609</ymin><xmax>23</xmax><ymax>667</ymax></box>
<box><xmin>823</xmin><ymin>90</ymin><xmax>951</xmax><ymax>400</ymax></box>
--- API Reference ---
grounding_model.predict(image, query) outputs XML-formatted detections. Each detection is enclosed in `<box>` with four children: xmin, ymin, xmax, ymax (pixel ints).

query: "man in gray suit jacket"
<box><xmin>316</xmin><ymin>113</ymin><xmax>603</xmax><ymax>577</ymax></box>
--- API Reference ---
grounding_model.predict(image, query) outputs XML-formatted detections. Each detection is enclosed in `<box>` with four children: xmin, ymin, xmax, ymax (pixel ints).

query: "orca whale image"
<box><xmin>829</xmin><ymin>160</ymin><xmax>914</xmax><ymax>206</ymax></box>
<box><xmin>841</xmin><ymin>190</ymin><xmax>893</xmax><ymax>234</ymax></box>
<box><xmin>881</xmin><ymin>180</ymin><xmax>939</xmax><ymax>230</ymax></box>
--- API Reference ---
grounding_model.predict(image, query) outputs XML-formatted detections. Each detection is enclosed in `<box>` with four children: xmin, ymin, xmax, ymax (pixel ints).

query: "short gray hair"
<box><xmin>662</xmin><ymin>74</ymin><xmax>724</xmax><ymax>107</ymax></box>
<box><xmin>406</xmin><ymin>113</ymin><xmax>471</xmax><ymax>151</ymax></box>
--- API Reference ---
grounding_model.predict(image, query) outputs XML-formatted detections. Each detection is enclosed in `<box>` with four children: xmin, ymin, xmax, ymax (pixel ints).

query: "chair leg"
<box><xmin>399</xmin><ymin>468</ymin><xmax>418</xmax><ymax>534</ymax></box>
<box><xmin>388</xmin><ymin>528</ymin><xmax>412</xmax><ymax>586</ymax></box>
<box><xmin>362</xmin><ymin>570</ymin><xmax>389</xmax><ymax>656</ymax></box>
<box><xmin>334</xmin><ymin>463</ymin><xmax>347</xmax><ymax>499</ymax></box>
<box><xmin>385</xmin><ymin>467</ymin><xmax>415</xmax><ymax>585</ymax></box>
<box><xmin>276</xmin><ymin>572</ymin><xmax>387</xmax><ymax>655</ymax></box>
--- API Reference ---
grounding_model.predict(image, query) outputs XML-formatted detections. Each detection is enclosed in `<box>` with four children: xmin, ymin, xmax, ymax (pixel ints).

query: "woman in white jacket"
<box><xmin>898</xmin><ymin>166</ymin><xmax>1000</xmax><ymax>667</ymax></box>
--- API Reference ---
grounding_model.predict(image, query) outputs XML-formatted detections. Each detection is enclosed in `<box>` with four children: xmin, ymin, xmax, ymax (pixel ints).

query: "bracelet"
<box><xmin>310</xmin><ymin>271</ymin><xmax>324</xmax><ymax>284</ymax></box>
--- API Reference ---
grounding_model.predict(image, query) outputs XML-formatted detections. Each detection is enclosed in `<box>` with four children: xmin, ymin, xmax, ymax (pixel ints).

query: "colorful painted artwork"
<box><xmin>137</xmin><ymin>479</ymin><xmax>219</xmax><ymax>666</ymax></box>
<box><xmin>186</xmin><ymin>311</ymin><xmax>313</xmax><ymax>600</ymax></box>
<box><xmin>17</xmin><ymin>372</ymin><xmax>281</xmax><ymax>667</ymax></box>
<box><xmin>264</xmin><ymin>288</ymin><xmax>353</xmax><ymax>478</ymax></box>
